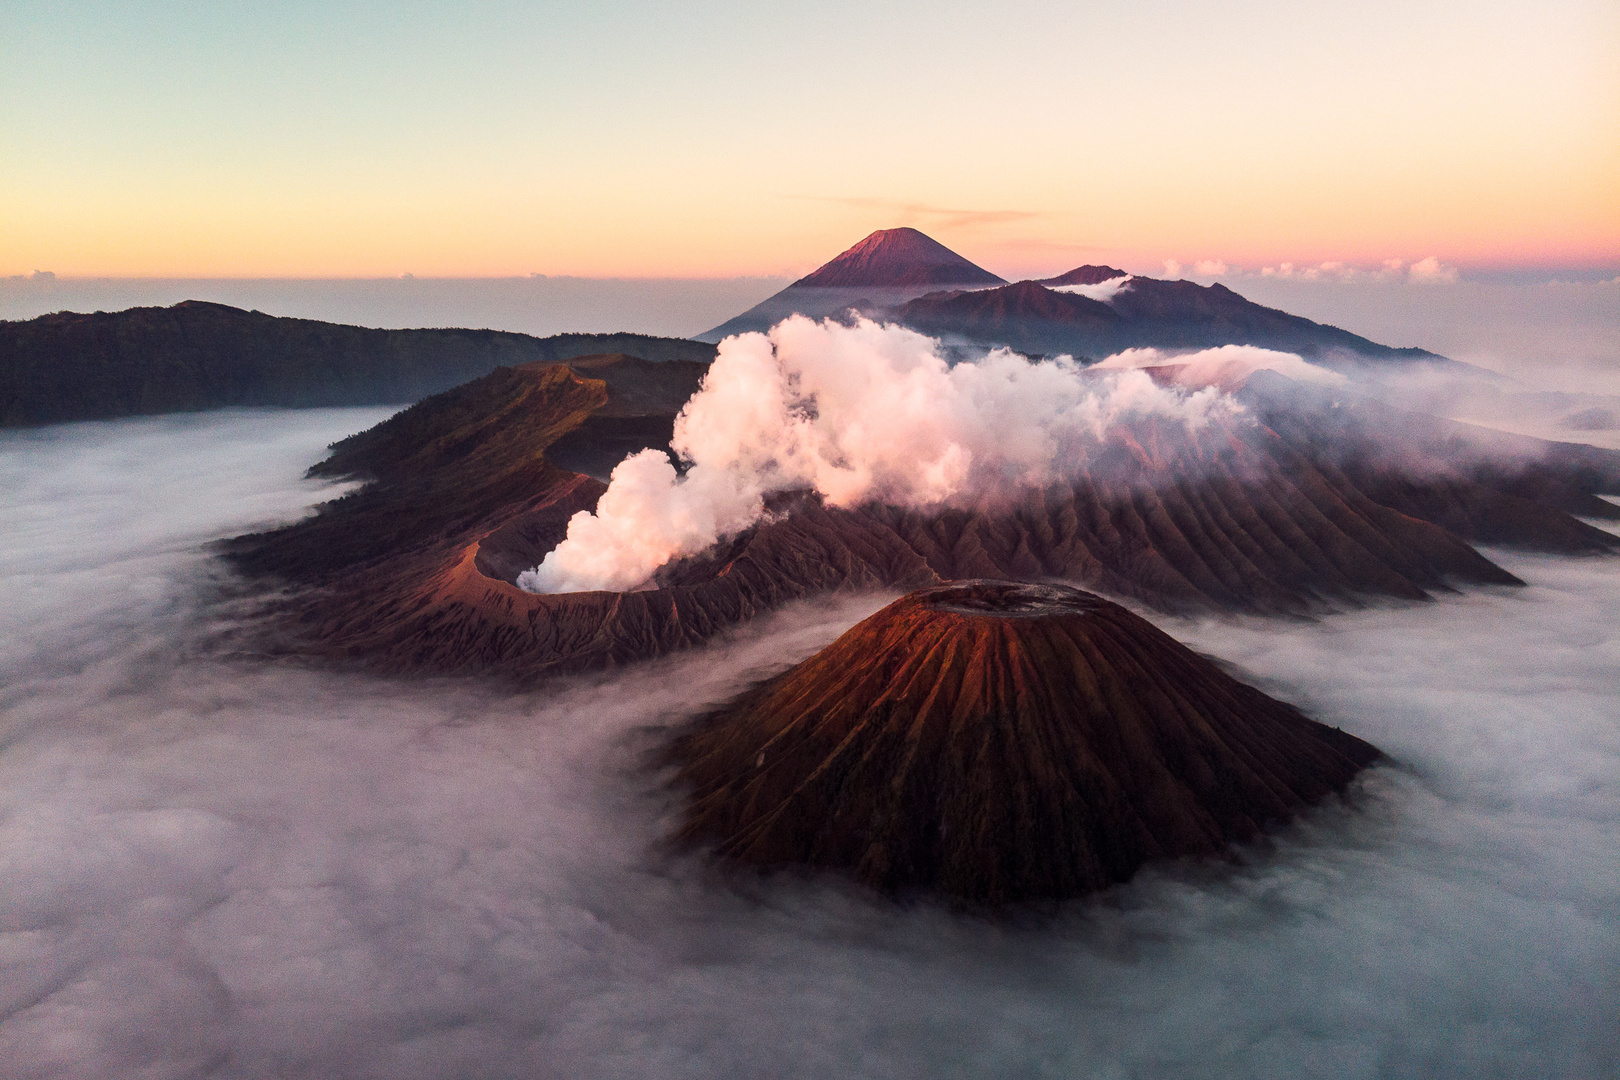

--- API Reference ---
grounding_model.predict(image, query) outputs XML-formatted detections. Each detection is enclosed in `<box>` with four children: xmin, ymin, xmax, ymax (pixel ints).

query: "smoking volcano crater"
<box><xmin>220</xmin><ymin>288</ymin><xmax>1620</xmax><ymax>680</ymax></box>
<box><xmin>667</xmin><ymin>580</ymin><xmax>1382</xmax><ymax>905</ymax></box>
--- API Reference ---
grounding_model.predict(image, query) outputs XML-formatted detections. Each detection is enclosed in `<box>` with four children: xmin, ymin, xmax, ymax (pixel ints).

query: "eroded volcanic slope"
<box><xmin>668</xmin><ymin>581</ymin><xmax>1382</xmax><ymax>904</ymax></box>
<box><xmin>225</xmin><ymin>356</ymin><xmax>1620</xmax><ymax>679</ymax></box>
<box><xmin>0</xmin><ymin>300</ymin><xmax>715</xmax><ymax>426</ymax></box>
<box><xmin>225</xmin><ymin>352</ymin><xmax>708</xmax><ymax>585</ymax></box>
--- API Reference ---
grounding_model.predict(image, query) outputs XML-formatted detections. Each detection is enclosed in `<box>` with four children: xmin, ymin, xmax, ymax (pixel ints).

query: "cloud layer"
<box><xmin>1161</xmin><ymin>257</ymin><xmax>1464</xmax><ymax>284</ymax></box>
<box><xmin>2</xmin><ymin>411</ymin><xmax>1618</xmax><ymax>1078</ymax></box>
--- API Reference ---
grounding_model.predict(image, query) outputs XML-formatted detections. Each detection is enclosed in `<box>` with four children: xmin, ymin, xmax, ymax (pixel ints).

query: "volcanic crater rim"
<box><xmin>919</xmin><ymin>580</ymin><xmax>1109</xmax><ymax>618</ymax></box>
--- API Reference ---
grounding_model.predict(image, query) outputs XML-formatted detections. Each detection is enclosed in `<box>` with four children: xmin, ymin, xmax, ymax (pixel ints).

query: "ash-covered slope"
<box><xmin>698</xmin><ymin>229</ymin><xmax>1004</xmax><ymax>342</ymax></box>
<box><xmin>224</xmin><ymin>352</ymin><xmax>706</xmax><ymax>585</ymax></box>
<box><xmin>0</xmin><ymin>300</ymin><xmax>715</xmax><ymax>427</ymax></box>
<box><xmin>668</xmin><ymin>580</ymin><xmax>1382</xmax><ymax>904</ymax></box>
<box><xmin>898</xmin><ymin>276</ymin><xmax>1445</xmax><ymax>363</ymax></box>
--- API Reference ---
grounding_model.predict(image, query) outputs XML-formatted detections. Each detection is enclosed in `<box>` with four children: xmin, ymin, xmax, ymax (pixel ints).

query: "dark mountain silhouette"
<box><xmin>898</xmin><ymin>276</ymin><xmax>1446</xmax><ymax>363</ymax></box>
<box><xmin>698</xmin><ymin>228</ymin><xmax>1005</xmax><ymax>342</ymax></box>
<box><xmin>222</xmin><ymin>360</ymin><xmax>1618</xmax><ymax>680</ymax></box>
<box><xmin>0</xmin><ymin>300</ymin><xmax>714</xmax><ymax>427</ymax></box>
<box><xmin>667</xmin><ymin>580</ymin><xmax>1382</xmax><ymax>904</ymax></box>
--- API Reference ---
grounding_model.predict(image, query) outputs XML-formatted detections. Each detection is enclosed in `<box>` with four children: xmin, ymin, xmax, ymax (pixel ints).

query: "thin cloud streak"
<box><xmin>781</xmin><ymin>195</ymin><xmax>1049</xmax><ymax>231</ymax></box>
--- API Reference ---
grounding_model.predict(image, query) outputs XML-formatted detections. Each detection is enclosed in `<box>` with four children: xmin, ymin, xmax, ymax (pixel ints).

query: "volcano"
<box><xmin>791</xmin><ymin>227</ymin><xmax>1005</xmax><ymax>288</ymax></box>
<box><xmin>668</xmin><ymin>580</ymin><xmax>1382</xmax><ymax>904</ymax></box>
<box><xmin>698</xmin><ymin>229</ymin><xmax>1453</xmax><ymax>363</ymax></box>
<box><xmin>698</xmin><ymin>228</ymin><xmax>1005</xmax><ymax>341</ymax></box>
<box><xmin>224</xmin><ymin>351</ymin><xmax>1620</xmax><ymax>680</ymax></box>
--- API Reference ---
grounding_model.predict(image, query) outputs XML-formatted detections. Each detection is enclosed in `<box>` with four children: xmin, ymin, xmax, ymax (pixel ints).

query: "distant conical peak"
<box><xmin>792</xmin><ymin>227</ymin><xmax>1007</xmax><ymax>289</ymax></box>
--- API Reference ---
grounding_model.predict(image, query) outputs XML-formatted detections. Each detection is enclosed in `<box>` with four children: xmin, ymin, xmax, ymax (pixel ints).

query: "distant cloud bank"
<box><xmin>1163</xmin><ymin>256</ymin><xmax>1462</xmax><ymax>284</ymax></box>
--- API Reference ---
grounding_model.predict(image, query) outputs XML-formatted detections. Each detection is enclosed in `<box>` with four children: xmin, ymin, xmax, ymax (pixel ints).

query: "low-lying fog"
<box><xmin>2</xmin><ymin>410</ymin><xmax>1616</xmax><ymax>1079</ymax></box>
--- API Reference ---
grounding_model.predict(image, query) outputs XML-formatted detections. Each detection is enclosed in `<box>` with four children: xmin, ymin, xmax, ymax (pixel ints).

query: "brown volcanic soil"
<box><xmin>226</xmin><ymin>360</ymin><xmax>1620</xmax><ymax>679</ymax></box>
<box><xmin>225</xmin><ymin>352</ymin><xmax>704</xmax><ymax>585</ymax></box>
<box><xmin>667</xmin><ymin>581</ymin><xmax>1381</xmax><ymax>904</ymax></box>
<box><xmin>792</xmin><ymin>228</ymin><xmax>1006</xmax><ymax>288</ymax></box>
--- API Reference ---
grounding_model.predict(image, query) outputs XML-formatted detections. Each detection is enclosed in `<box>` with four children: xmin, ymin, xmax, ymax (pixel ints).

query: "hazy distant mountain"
<box><xmin>0</xmin><ymin>301</ymin><xmax>715</xmax><ymax>427</ymax></box>
<box><xmin>897</xmin><ymin>280</ymin><xmax>1119</xmax><ymax>354</ymax></box>
<box><xmin>700</xmin><ymin>229</ymin><xmax>1448</xmax><ymax>363</ymax></box>
<box><xmin>697</xmin><ymin>228</ymin><xmax>1005</xmax><ymax>342</ymax></box>
<box><xmin>1037</xmin><ymin>265</ymin><xmax>1128</xmax><ymax>286</ymax></box>
<box><xmin>898</xmin><ymin>273</ymin><xmax>1448</xmax><ymax>364</ymax></box>
<box><xmin>791</xmin><ymin>227</ymin><xmax>1006</xmax><ymax>288</ymax></box>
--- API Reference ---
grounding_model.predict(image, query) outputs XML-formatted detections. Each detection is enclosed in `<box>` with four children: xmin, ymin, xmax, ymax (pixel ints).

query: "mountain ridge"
<box><xmin>700</xmin><ymin>229</ymin><xmax>1451</xmax><ymax>363</ymax></box>
<box><xmin>898</xmin><ymin>276</ymin><xmax>1448</xmax><ymax>364</ymax></box>
<box><xmin>1038</xmin><ymin>265</ymin><xmax>1129</xmax><ymax>286</ymax></box>
<box><xmin>0</xmin><ymin>300</ymin><xmax>715</xmax><ymax>427</ymax></box>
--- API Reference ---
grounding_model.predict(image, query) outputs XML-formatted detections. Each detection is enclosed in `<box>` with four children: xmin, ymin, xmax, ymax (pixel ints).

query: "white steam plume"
<box><xmin>1049</xmin><ymin>275</ymin><xmax>1133</xmax><ymax>303</ymax></box>
<box><xmin>518</xmin><ymin>316</ymin><xmax>1243</xmax><ymax>595</ymax></box>
<box><xmin>1093</xmin><ymin>343</ymin><xmax>1350</xmax><ymax>390</ymax></box>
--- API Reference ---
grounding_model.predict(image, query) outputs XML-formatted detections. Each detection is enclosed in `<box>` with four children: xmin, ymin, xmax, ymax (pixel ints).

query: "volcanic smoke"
<box><xmin>518</xmin><ymin>316</ymin><xmax>1247</xmax><ymax>594</ymax></box>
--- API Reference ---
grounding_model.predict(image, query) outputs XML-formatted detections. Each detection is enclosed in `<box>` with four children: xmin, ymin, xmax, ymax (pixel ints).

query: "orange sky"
<box><xmin>4</xmin><ymin>0</ymin><xmax>1616</xmax><ymax>279</ymax></box>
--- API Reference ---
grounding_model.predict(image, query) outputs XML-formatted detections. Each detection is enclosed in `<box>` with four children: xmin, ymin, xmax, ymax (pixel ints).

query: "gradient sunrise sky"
<box><xmin>4</xmin><ymin>0</ymin><xmax>1616</xmax><ymax>279</ymax></box>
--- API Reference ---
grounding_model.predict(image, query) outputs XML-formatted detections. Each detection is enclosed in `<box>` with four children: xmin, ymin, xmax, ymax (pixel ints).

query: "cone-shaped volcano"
<box><xmin>670</xmin><ymin>581</ymin><xmax>1380</xmax><ymax>904</ymax></box>
<box><xmin>697</xmin><ymin>228</ymin><xmax>1006</xmax><ymax>341</ymax></box>
<box><xmin>792</xmin><ymin>227</ymin><xmax>1006</xmax><ymax>288</ymax></box>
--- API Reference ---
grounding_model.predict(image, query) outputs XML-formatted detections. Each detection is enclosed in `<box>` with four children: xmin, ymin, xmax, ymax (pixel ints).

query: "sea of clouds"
<box><xmin>2</xmin><ymin>406</ymin><xmax>1618</xmax><ymax>1079</ymax></box>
